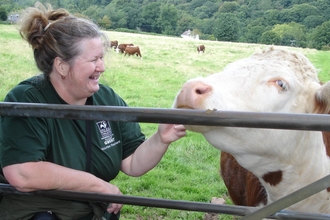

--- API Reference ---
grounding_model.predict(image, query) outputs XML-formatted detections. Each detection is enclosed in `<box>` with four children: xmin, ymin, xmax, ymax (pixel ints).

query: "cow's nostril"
<box><xmin>196</xmin><ymin>89</ymin><xmax>203</xmax><ymax>95</ymax></box>
<box><xmin>194</xmin><ymin>85</ymin><xmax>211</xmax><ymax>95</ymax></box>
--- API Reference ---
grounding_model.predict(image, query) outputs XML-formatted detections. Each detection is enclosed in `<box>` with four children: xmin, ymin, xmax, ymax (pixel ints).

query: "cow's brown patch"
<box><xmin>220</xmin><ymin>152</ymin><xmax>267</xmax><ymax>206</ymax></box>
<box><xmin>262</xmin><ymin>170</ymin><xmax>283</xmax><ymax>186</ymax></box>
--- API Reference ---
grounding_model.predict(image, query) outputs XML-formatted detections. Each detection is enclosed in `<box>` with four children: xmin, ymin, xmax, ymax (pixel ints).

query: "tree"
<box><xmin>203</xmin><ymin>2</ymin><xmax>219</xmax><ymax>18</ymax></box>
<box><xmin>303</xmin><ymin>15</ymin><xmax>326</xmax><ymax>29</ymax></box>
<box><xmin>245</xmin><ymin>25</ymin><xmax>266</xmax><ymax>43</ymax></box>
<box><xmin>281</xmin><ymin>32</ymin><xmax>296</xmax><ymax>46</ymax></box>
<box><xmin>237</xmin><ymin>5</ymin><xmax>251</xmax><ymax>20</ymax></box>
<box><xmin>260</xmin><ymin>30</ymin><xmax>281</xmax><ymax>45</ymax></box>
<box><xmin>249</xmin><ymin>17</ymin><xmax>266</xmax><ymax>27</ymax></box>
<box><xmin>0</xmin><ymin>7</ymin><xmax>7</xmax><ymax>21</ymax></box>
<box><xmin>292</xmin><ymin>0</ymin><xmax>310</xmax><ymax>4</ymax></box>
<box><xmin>264</xmin><ymin>9</ymin><xmax>279</xmax><ymax>26</ymax></box>
<box><xmin>247</xmin><ymin>0</ymin><xmax>261</xmax><ymax>11</ymax></box>
<box><xmin>158</xmin><ymin>4</ymin><xmax>179</xmax><ymax>35</ymax></box>
<box><xmin>141</xmin><ymin>2</ymin><xmax>161</xmax><ymax>33</ymax></box>
<box><xmin>272</xmin><ymin>22</ymin><xmax>307</xmax><ymax>47</ymax></box>
<box><xmin>213</xmin><ymin>13</ymin><xmax>239</xmax><ymax>42</ymax></box>
<box><xmin>197</xmin><ymin>18</ymin><xmax>215</xmax><ymax>36</ymax></box>
<box><xmin>175</xmin><ymin>13</ymin><xmax>196</xmax><ymax>36</ymax></box>
<box><xmin>280</xmin><ymin>0</ymin><xmax>293</xmax><ymax>8</ymax></box>
<box><xmin>311</xmin><ymin>21</ymin><xmax>330</xmax><ymax>50</ymax></box>
<box><xmin>98</xmin><ymin>15</ymin><xmax>111</xmax><ymax>30</ymax></box>
<box><xmin>117</xmin><ymin>18</ymin><xmax>127</xmax><ymax>29</ymax></box>
<box><xmin>188</xmin><ymin>0</ymin><xmax>205</xmax><ymax>13</ymax></box>
<box><xmin>259</xmin><ymin>0</ymin><xmax>273</xmax><ymax>11</ymax></box>
<box><xmin>278</xmin><ymin>3</ymin><xmax>319</xmax><ymax>24</ymax></box>
<box><xmin>193</xmin><ymin>6</ymin><xmax>210</xmax><ymax>19</ymax></box>
<box><xmin>83</xmin><ymin>5</ymin><xmax>101</xmax><ymax>23</ymax></box>
<box><xmin>311</xmin><ymin>0</ymin><xmax>330</xmax><ymax>20</ymax></box>
<box><xmin>218</xmin><ymin>2</ymin><xmax>239</xmax><ymax>13</ymax></box>
<box><xmin>100</xmin><ymin>4</ymin><xmax>126</xmax><ymax>29</ymax></box>
<box><xmin>124</xmin><ymin>6</ymin><xmax>143</xmax><ymax>30</ymax></box>
<box><xmin>291</xmin><ymin>3</ymin><xmax>319</xmax><ymax>23</ymax></box>
<box><xmin>278</xmin><ymin>8</ymin><xmax>299</xmax><ymax>23</ymax></box>
<box><xmin>272</xmin><ymin>22</ymin><xmax>299</xmax><ymax>37</ymax></box>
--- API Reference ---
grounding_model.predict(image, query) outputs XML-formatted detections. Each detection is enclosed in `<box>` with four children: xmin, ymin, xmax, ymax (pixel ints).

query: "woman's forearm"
<box><xmin>2</xmin><ymin>161</ymin><xmax>110</xmax><ymax>193</ymax></box>
<box><xmin>121</xmin><ymin>124</ymin><xmax>186</xmax><ymax>176</ymax></box>
<box><xmin>122</xmin><ymin>132</ymin><xmax>169</xmax><ymax>176</ymax></box>
<box><xmin>3</xmin><ymin>161</ymin><xmax>124</xmax><ymax>214</ymax></box>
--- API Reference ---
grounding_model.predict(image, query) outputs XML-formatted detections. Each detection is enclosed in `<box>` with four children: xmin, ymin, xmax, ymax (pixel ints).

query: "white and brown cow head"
<box><xmin>173</xmin><ymin>47</ymin><xmax>330</xmax><ymax>213</ymax></box>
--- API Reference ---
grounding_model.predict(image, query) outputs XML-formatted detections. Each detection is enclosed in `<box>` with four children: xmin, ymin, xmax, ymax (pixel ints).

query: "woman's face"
<box><xmin>67</xmin><ymin>37</ymin><xmax>105</xmax><ymax>101</ymax></box>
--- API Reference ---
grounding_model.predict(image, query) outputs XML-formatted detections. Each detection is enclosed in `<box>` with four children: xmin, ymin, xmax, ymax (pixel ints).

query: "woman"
<box><xmin>0</xmin><ymin>2</ymin><xmax>186</xmax><ymax>220</ymax></box>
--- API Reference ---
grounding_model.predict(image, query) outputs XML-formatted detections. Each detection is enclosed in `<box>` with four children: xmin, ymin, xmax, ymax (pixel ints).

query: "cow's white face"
<box><xmin>174</xmin><ymin>47</ymin><xmax>321</xmax><ymax>125</ymax></box>
<box><xmin>173</xmin><ymin>47</ymin><xmax>330</xmax><ymax>212</ymax></box>
<box><xmin>173</xmin><ymin>47</ymin><xmax>324</xmax><ymax>168</ymax></box>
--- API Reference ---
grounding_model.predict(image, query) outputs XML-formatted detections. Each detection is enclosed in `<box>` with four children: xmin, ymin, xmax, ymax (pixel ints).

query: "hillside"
<box><xmin>2</xmin><ymin>0</ymin><xmax>330</xmax><ymax>49</ymax></box>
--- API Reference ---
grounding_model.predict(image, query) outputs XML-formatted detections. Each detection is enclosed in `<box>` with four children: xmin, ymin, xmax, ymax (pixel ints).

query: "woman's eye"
<box><xmin>276</xmin><ymin>80</ymin><xmax>287</xmax><ymax>91</ymax></box>
<box><xmin>92</xmin><ymin>57</ymin><xmax>103</xmax><ymax>62</ymax></box>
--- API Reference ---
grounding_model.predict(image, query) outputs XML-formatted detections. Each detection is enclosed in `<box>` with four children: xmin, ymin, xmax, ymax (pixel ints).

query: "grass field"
<box><xmin>1</xmin><ymin>24</ymin><xmax>330</xmax><ymax>219</ymax></box>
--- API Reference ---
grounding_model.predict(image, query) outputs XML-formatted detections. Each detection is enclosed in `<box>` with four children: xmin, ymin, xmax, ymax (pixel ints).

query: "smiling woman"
<box><xmin>0</xmin><ymin>2</ymin><xmax>187</xmax><ymax>220</ymax></box>
<box><xmin>50</xmin><ymin>37</ymin><xmax>106</xmax><ymax>105</ymax></box>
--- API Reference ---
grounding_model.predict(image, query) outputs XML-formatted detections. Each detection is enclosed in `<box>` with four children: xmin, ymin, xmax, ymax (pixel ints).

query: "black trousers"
<box><xmin>32</xmin><ymin>212</ymin><xmax>58</xmax><ymax>220</ymax></box>
<box><xmin>32</xmin><ymin>211</ymin><xmax>120</xmax><ymax>220</ymax></box>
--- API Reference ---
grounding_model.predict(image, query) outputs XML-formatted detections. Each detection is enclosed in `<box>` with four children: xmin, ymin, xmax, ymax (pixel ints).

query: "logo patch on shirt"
<box><xmin>96</xmin><ymin>120</ymin><xmax>114</xmax><ymax>145</ymax></box>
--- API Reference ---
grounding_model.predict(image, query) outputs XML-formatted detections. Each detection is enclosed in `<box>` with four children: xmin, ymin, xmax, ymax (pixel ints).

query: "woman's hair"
<box><xmin>19</xmin><ymin>2</ymin><xmax>109</xmax><ymax>77</ymax></box>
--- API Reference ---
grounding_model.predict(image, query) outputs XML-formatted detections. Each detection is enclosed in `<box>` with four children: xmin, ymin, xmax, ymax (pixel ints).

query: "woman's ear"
<box><xmin>53</xmin><ymin>57</ymin><xmax>69</xmax><ymax>77</ymax></box>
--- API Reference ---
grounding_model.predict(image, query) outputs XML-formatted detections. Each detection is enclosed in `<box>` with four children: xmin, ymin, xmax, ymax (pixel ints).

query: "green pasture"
<box><xmin>1</xmin><ymin>24</ymin><xmax>330</xmax><ymax>219</ymax></box>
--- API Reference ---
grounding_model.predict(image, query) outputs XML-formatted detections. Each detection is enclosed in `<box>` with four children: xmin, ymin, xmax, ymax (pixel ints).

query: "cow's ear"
<box><xmin>315</xmin><ymin>81</ymin><xmax>330</xmax><ymax>114</ymax></box>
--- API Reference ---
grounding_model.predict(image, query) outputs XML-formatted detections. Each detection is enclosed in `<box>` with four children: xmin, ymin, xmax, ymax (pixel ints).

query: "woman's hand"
<box><xmin>103</xmin><ymin>183</ymin><xmax>123</xmax><ymax>214</ymax></box>
<box><xmin>157</xmin><ymin>124</ymin><xmax>187</xmax><ymax>145</ymax></box>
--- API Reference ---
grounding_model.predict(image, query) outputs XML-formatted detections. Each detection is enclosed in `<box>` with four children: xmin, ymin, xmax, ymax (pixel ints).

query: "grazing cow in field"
<box><xmin>110</xmin><ymin>40</ymin><xmax>118</xmax><ymax>50</ymax></box>
<box><xmin>173</xmin><ymin>47</ymin><xmax>330</xmax><ymax>214</ymax></box>
<box><xmin>124</xmin><ymin>46</ymin><xmax>142</xmax><ymax>59</ymax></box>
<box><xmin>197</xmin><ymin>45</ymin><xmax>205</xmax><ymax>53</ymax></box>
<box><xmin>116</xmin><ymin>43</ymin><xmax>134</xmax><ymax>53</ymax></box>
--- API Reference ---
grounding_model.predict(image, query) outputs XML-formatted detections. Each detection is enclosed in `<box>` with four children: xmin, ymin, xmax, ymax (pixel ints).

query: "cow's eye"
<box><xmin>276</xmin><ymin>80</ymin><xmax>287</xmax><ymax>91</ymax></box>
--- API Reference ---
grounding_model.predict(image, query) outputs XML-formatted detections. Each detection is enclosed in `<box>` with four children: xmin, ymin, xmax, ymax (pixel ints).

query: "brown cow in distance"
<box><xmin>197</xmin><ymin>45</ymin><xmax>205</xmax><ymax>53</ymax></box>
<box><xmin>116</xmin><ymin>43</ymin><xmax>134</xmax><ymax>53</ymax></box>
<box><xmin>110</xmin><ymin>40</ymin><xmax>118</xmax><ymax>50</ymax></box>
<box><xmin>124</xmin><ymin>46</ymin><xmax>142</xmax><ymax>59</ymax></box>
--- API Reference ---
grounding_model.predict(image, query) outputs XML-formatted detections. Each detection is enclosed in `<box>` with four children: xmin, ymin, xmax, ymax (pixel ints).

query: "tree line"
<box><xmin>1</xmin><ymin>0</ymin><xmax>330</xmax><ymax>50</ymax></box>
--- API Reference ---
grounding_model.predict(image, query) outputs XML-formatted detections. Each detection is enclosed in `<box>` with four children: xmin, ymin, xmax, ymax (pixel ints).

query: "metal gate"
<box><xmin>1</xmin><ymin>102</ymin><xmax>330</xmax><ymax>219</ymax></box>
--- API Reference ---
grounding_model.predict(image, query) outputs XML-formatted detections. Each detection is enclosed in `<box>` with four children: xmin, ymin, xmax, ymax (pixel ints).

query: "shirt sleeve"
<box><xmin>120</xmin><ymin>121</ymin><xmax>145</xmax><ymax>159</ymax></box>
<box><xmin>0</xmin><ymin>84</ymin><xmax>49</xmax><ymax>168</ymax></box>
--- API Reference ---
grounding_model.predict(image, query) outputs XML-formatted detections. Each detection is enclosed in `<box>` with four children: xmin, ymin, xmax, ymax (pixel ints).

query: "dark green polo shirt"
<box><xmin>0</xmin><ymin>74</ymin><xmax>145</xmax><ymax>182</ymax></box>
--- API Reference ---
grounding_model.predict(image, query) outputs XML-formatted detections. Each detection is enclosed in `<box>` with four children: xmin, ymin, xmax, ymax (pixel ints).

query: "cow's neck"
<box><xmin>245</xmin><ymin>131</ymin><xmax>330</xmax><ymax>210</ymax></box>
<box><xmin>216</xmin><ymin>129</ymin><xmax>330</xmax><ymax>207</ymax></box>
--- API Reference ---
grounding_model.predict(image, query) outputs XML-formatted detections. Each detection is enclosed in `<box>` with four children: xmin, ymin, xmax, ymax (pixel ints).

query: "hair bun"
<box><xmin>19</xmin><ymin>2</ymin><xmax>69</xmax><ymax>50</ymax></box>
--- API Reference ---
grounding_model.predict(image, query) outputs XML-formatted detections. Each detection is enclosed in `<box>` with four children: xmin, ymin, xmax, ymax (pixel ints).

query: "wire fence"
<box><xmin>1</xmin><ymin>102</ymin><xmax>330</xmax><ymax>219</ymax></box>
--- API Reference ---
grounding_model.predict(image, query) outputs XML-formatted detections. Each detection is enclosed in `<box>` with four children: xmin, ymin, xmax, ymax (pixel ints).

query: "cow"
<box><xmin>197</xmin><ymin>45</ymin><xmax>205</xmax><ymax>53</ymax></box>
<box><xmin>124</xmin><ymin>46</ymin><xmax>142</xmax><ymax>59</ymax></box>
<box><xmin>110</xmin><ymin>40</ymin><xmax>118</xmax><ymax>50</ymax></box>
<box><xmin>173</xmin><ymin>47</ymin><xmax>330</xmax><ymax>214</ymax></box>
<box><xmin>116</xmin><ymin>43</ymin><xmax>134</xmax><ymax>53</ymax></box>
